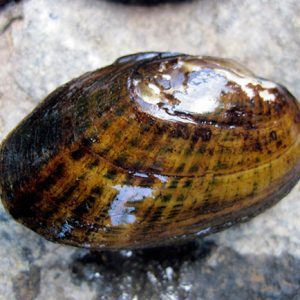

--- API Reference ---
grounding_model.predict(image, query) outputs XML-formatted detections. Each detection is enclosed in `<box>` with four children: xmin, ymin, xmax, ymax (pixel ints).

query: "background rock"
<box><xmin>0</xmin><ymin>0</ymin><xmax>299</xmax><ymax>299</ymax></box>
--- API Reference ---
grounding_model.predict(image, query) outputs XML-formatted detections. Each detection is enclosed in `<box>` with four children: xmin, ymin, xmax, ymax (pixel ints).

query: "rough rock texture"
<box><xmin>0</xmin><ymin>0</ymin><xmax>299</xmax><ymax>299</ymax></box>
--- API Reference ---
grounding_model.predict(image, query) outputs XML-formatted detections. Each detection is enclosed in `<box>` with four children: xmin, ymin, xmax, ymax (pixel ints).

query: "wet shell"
<box><xmin>1</xmin><ymin>52</ymin><xmax>300</xmax><ymax>250</ymax></box>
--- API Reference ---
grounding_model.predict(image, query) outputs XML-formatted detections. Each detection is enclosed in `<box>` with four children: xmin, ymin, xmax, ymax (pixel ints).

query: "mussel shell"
<box><xmin>1</xmin><ymin>52</ymin><xmax>300</xmax><ymax>249</ymax></box>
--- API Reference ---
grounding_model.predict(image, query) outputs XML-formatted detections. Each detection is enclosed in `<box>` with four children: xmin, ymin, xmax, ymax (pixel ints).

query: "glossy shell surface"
<box><xmin>1</xmin><ymin>52</ymin><xmax>300</xmax><ymax>249</ymax></box>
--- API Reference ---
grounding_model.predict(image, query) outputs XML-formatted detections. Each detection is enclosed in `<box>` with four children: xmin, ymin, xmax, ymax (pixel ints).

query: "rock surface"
<box><xmin>0</xmin><ymin>0</ymin><xmax>299</xmax><ymax>299</ymax></box>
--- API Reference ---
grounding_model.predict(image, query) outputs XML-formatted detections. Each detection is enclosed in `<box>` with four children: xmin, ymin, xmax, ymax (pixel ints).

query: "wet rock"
<box><xmin>67</xmin><ymin>243</ymin><xmax>300</xmax><ymax>300</ymax></box>
<box><xmin>13</xmin><ymin>265</ymin><xmax>41</xmax><ymax>300</ymax></box>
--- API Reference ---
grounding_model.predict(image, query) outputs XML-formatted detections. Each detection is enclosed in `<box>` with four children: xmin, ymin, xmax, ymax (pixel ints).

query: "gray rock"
<box><xmin>0</xmin><ymin>0</ymin><xmax>299</xmax><ymax>299</ymax></box>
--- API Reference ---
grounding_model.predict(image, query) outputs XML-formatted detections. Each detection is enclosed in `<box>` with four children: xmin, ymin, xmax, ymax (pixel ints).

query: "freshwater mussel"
<box><xmin>1</xmin><ymin>52</ymin><xmax>300</xmax><ymax>249</ymax></box>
